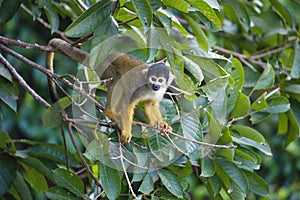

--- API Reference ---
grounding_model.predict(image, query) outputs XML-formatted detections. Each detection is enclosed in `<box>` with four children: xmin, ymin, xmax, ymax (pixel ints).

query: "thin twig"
<box><xmin>0</xmin><ymin>44</ymin><xmax>104</xmax><ymax>111</ymax></box>
<box><xmin>0</xmin><ymin>53</ymin><xmax>51</xmax><ymax>108</ymax></box>
<box><xmin>118</xmin><ymin>139</ymin><xmax>137</xmax><ymax>198</ymax></box>
<box><xmin>66</xmin><ymin>120</ymin><xmax>102</xmax><ymax>188</ymax></box>
<box><xmin>0</xmin><ymin>36</ymin><xmax>57</xmax><ymax>52</ymax></box>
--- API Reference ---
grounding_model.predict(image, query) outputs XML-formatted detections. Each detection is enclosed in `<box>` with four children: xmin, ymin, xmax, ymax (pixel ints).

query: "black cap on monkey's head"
<box><xmin>147</xmin><ymin>63</ymin><xmax>170</xmax><ymax>81</ymax></box>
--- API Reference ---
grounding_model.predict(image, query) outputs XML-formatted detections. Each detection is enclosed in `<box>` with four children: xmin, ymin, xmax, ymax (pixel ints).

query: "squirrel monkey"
<box><xmin>46</xmin><ymin>38</ymin><xmax>174</xmax><ymax>143</ymax></box>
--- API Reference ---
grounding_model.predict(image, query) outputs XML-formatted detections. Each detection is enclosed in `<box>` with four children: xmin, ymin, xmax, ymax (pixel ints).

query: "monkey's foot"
<box><xmin>121</xmin><ymin>130</ymin><xmax>132</xmax><ymax>143</ymax></box>
<box><xmin>159</xmin><ymin>122</ymin><xmax>172</xmax><ymax>135</ymax></box>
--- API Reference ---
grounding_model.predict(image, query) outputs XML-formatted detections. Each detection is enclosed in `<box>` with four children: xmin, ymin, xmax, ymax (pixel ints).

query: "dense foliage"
<box><xmin>1</xmin><ymin>0</ymin><xmax>300</xmax><ymax>199</ymax></box>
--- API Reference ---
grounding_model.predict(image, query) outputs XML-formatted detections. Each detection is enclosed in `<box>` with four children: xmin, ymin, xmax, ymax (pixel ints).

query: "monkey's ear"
<box><xmin>142</xmin><ymin>68</ymin><xmax>148</xmax><ymax>76</ymax></box>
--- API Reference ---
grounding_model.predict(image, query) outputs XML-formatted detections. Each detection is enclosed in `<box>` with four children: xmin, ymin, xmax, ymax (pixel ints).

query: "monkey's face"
<box><xmin>149</xmin><ymin>76</ymin><xmax>168</xmax><ymax>91</ymax></box>
<box><xmin>147</xmin><ymin>63</ymin><xmax>170</xmax><ymax>92</ymax></box>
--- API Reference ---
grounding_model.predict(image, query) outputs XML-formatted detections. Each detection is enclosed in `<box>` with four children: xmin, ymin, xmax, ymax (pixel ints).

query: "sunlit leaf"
<box><xmin>253</xmin><ymin>63</ymin><xmax>274</xmax><ymax>91</ymax></box>
<box><xmin>230</xmin><ymin>92</ymin><xmax>250</xmax><ymax>118</ymax></box>
<box><xmin>270</xmin><ymin>0</ymin><xmax>293</xmax><ymax>26</ymax></box>
<box><xmin>161</xmin><ymin>0</ymin><xmax>190</xmax><ymax>13</ymax></box>
<box><xmin>232</xmin><ymin>137</ymin><xmax>272</xmax><ymax>156</ymax></box>
<box><xmin>184</xmin><ymin>14</ymin><xmax>208</xmax><ymax>51</ymax></box>
<box><xmin>278</xmin><ymin>112</ymin><xmax>288</xmax><ymax>135</ymax></box>
<box><xmin>264</xmin><ymin>96</ymin><xmax>290</xmax><ymax>113</ymax></box>
<box><xmin>187</xmin><ymin>0</ymin><xmax>222</xmax><ymax>30</ymax></box>
<box><xmin>132</xmin><ymin>0</ymin><xmax>153</xmax><ymax>28</ymax></box>
<box><xmin>291</xmin><ymin>43</ymin><xmax>300</xmax><ymax>78</ymax></box>
<box><xmin>231</xmin><ymin>125</ymin><xmax>265</xmax><ymax>143</ymax></box>
<box><xmin>251</xmin><ymin>92</ymin><xmax>268</xmax><ymax>111</ymax></box>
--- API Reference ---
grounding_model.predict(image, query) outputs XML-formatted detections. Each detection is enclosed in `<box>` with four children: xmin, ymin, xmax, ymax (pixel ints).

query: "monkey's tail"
<box><xmin>46</xmin><ymin>51</ymin><xmax>59</xmax><ymax>102</ymax></box>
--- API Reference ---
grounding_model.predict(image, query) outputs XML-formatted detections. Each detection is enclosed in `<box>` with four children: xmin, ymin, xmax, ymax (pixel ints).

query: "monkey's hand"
<box><xmin>121</xmin><ymin>130</ymin><xmax>132</xmax><ymax>143</ymax></box>
<box><xmin>159</xmin><ymin>122</ymin><xmax>172</xmax><ymax>135</ymax></box>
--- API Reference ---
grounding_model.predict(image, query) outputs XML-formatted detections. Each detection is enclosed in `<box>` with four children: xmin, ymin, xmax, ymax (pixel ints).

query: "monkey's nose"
<box><xmin>152</xmin><ymin>84</ymin><xmax>160</xmax><ymax>91</ymax></box>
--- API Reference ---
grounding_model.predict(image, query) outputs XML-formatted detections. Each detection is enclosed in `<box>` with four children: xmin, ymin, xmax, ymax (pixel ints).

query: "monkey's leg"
<box><xmin>144</xmin><ymin>100</ymin><xmax>162</xmax><ymax>125</ymax></box>
<box><xmin>144</xmin><ymin>100</ymin><xmax>172</xmax><ymax>133</ymax></box>
<box><xmin>120</xmin><ymin>103</ymin><xmax>136</xmax><ymax>143</ymax></box>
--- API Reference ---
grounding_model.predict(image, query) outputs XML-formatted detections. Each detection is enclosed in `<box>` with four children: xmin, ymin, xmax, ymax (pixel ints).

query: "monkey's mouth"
<box><xmin>151</xmin><ymin>84</ymin><xmax>160</xmax><ymax>91</ymax></box>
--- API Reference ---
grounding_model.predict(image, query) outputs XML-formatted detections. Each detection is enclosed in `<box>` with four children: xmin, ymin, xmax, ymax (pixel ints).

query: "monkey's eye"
<box><xmin>158</xmin><ymin>78</ymin><xmax>164</xmax><ymax>83</ymax></box>
<box><xmin>151</xmin><ymin>77</ymin><xmax>157</xmax><ymax>82</ymax></box>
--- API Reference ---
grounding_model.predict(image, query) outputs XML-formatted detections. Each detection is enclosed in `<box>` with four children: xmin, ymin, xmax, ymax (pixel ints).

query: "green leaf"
<box><xmin>227</xmin><ymin>58</ymin><xmax>244</xmax><ymax>114</ymax></box>
<box><xmin>253</xmin><ymin>63</ymin><xmax>274</xmax><ymax>91</ymax></box>
<box><xmin>215</xmin><ymin>158</ymin><xmax>248</xmax><ymax>194</ymax></box>
<box><xmin>44</xmin><ymin>5</ymin><xmax>59</xmax><ymax>34</ymax></box>
<box><xmin>183</xmin><ymin>14</ymin><xmax>208</xmax><ymax>51</ymax></box>
<box><xmin>19</xmin><ymin>157</ymin><xmax>55</xmax><ymax>183</ymax></box>
<box><xmin>251</xmin><ymin>92</ymin><xmax>268</xmax><ymax>111</ymax></box>
<box><xmin>285</xmin><ymin>108</ymin><xmax>299</xmax><ymax>147</ymax></box>
<box><xmin>46</xmin><ymin>186</ymin><xmax>79</xmax><ymax>200</ymax></box>
<box><xmin>99</xmin><ymin>162</ymin><xmax>121</xmax><ymax>200</ymax></box>
<box><xmin>90</xmin><ymin>16</ymin><xmax>118</xmax><ymax>69</ymax></box>
<box><xmin>0</xmin><ymin>0</ymin><xmax>21</xmax><ymax>24</ymax></box>
<box><xmin>270</xmin><ymin>0</ymin><xmax>293</xmax><ymax>26</ymax></box>
<box><xmin>200</xmin><ymin>157</ymin><xmax>215</xmax><ymax>177</ymax></box>
<box><xmin>139</xmin><ymin>173</ymin><xmax>154</xmax><ymax>194</ymax></box>
<box><xmin>278</xmin><ymin>112</ymin><xmax>288</xmax><ymax>135</ymax></box>
<box><xmin>0</xmin><ymin>131</ymin><xmax>16</xmax><ymax>153</ymax></box>
<box><xmin>231</xmin><ymin>92</ymin><xmax>250</xmax><ymax>118</ymax></box>
<box><xmin>205</xmin><ymin>111</ymin><xmax>221</xmax><ymax>144</ymax></box>
<box><xmin>291</xmin><ymin>43</ymin><xmax>300</xmax><ymax>78</ymax></box>
<box><xmin>13</xmin><ymin>172</ymin><xmax>33</xmax><ymax>200</ymax></box>
<box><xmin>157</xmin><ymin>169</ymin><xmax>183</xmax><ymax>198</ymax></box>
<box><xmin>27</xmin><ymin>144</ymin><xmax>80</xmax><ymax>167</ymax></box>
<box><xmin>148</xmin><ymin>134</ymin><xmax>176</xmax><ymax>162</ymax></box>
<box><xmin>243</xmin><ymin>170</ymin><xmax>269</xmax><ymax>196</ymax></box>
<box><xmin>181</xmin><ymin>113</ymin><xmax>202</xmax><ymax>156</ymax></box>
<box><xmin>0</xmin><ymin>78</ymin><xmax>18</xmax><ymax>112</ymax></box>
<box><xmin>232</xmin><ymin>137</ymin><xmax>272</xmax><ymax>156</ymax></box>
<box><xmin>228</xmin><ymin>1</ymin><xmax>250</xmax><ymax>32</ymax></box>
<box><xmin>42</xmin><ymin>97</ymin><xmax>72</xmax><ymax>128</ymax></box>
<box><xmin>0</xmin><ymin>63</ymin><xmax>12</xmax><ymax>82</ymax></box>
<box><xmin>187</xmin><ymin>0</ymin><xmax>222</xmax><ymax>30</ymax></box>
<box><xmin>161</xmin><ymin>0</ymin><xmax>190</xmax><ymax>13</ymax></box>
<box><xmin>53</xmin><ymin>168</ymin><xmax>84</xmax><ymax>197</ymax></box>
<box><xmin>132</xmin><ymin>0</ymin><xmax>153</xmax><ymax>28</ymax></box>
<box><xmin>250</xmin><ymin>112</ymin><xmax>270</xmax><ymax>124</ymax></box>
<box><xmin>0</xmin><ymin>155</ymin><xmax>17</xmax><ymax>195</ymax></box>
<box><xmin>183</xmin><ymin>56</ymin><xmax>204</xmax><ymax>84</ymax></box>
<box><xmin>21</xmin><ymin>163</ymin><xmax>48</xmax><ymax>195</ymax></box>
<box><xmin>264</xmin><ymin>96</ymin><xmax>290</xmax><ymax>113</ymax></box>
<box><xmin>231</xmin><ymin>125</ymin><xmax>265</xmax><ymax>143</ymax></box>
<box><xmin>65</xmin><ymin>0</ymin><xmax>114</xmax><ymax>37</ymax></box>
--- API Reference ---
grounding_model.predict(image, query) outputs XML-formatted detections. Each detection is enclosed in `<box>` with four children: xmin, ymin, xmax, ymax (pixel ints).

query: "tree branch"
<box><xmin>0</xmin><ymin>53</ymin><xmax>51</xmax><ymax>108</ymax></box>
